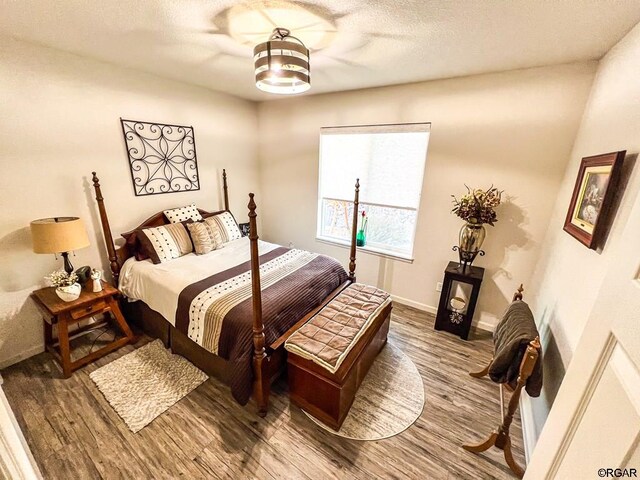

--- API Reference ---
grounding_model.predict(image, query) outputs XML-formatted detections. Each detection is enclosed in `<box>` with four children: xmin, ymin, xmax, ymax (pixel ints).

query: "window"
<box><xmin>317</xmin><ymin>123</ymin><xmax>430</xmax><ymax>261</ymax></box>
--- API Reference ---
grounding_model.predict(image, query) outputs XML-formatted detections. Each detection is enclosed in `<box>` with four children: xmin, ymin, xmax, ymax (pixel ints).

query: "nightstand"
<box><xmin>31</xmin><ymin>281</ymin><xmax>136</xmax><ymax>377</ymax></box>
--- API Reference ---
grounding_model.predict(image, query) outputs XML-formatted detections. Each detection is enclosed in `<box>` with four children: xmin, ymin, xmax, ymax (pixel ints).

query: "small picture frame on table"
<box><xmin>563</xmin><ymin>151</ymin><xmax>626</xmax><ymax>250</ymax></box>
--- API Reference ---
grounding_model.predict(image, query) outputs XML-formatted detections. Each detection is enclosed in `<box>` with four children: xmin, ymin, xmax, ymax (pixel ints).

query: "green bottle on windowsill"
<box><xmin>356</xmin><ymin>210</ymin><xmax>368</xmax><ymax>246</ymax></box>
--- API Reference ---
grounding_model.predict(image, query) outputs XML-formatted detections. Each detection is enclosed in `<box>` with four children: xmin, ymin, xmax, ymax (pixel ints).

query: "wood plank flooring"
<box><xmin>2</xmin><ymin>304</ymin><xmax>525</xmax><ymax>479</ymax></box>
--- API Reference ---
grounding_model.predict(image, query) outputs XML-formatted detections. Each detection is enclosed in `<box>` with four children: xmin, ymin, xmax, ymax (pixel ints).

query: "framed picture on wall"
<box><xmin>563</xmin><ymin>151</ymin><xmax>626</xmax><ymax>249</ymax></box>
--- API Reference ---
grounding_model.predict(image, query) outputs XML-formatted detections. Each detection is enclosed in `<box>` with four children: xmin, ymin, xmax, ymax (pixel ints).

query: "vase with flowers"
<box><xmin>451</xmin><ymin>185</ymin><xmax>503</xmax><ymax>269</ymax></box>
<box><xmin>356</xmin><ymin>210</ymin><xmax>368</xmax><ymax>247</ymax></box>
<box><xmin>46</xmin><ymin>270</ymin><xmax>81</xmax><ymax>302</ymax></box>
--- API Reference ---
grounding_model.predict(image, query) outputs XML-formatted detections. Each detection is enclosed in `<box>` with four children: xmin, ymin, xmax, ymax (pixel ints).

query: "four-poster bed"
<box><xmin>91</xmin><ymin>170</ymin><xmax>360</xmax><ymax>415</ymax></box>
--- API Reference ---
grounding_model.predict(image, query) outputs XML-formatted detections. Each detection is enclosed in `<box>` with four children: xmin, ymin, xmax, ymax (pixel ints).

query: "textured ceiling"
<box><xmin>2</xmin><ymin>0</ymin><xmax>640</xmax><ymax>101</ymax></box>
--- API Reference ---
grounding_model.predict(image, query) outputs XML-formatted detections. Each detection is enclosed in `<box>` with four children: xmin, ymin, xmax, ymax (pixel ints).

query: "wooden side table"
<box><xmin>31</xmin><ymin>281</ymin><xmax>136</xmax><ymax>377</ymax></box>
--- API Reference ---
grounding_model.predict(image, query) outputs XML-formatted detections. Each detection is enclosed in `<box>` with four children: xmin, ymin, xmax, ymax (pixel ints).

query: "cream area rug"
<box><xmin>302</xmin><ymin>343</ymin><xmax>425</xmax><ymax>441</ymax></box>
<box><xmin>90</xmin><ymin>339</ymin><xmax>208</xmax><ymax>433</ymax></box>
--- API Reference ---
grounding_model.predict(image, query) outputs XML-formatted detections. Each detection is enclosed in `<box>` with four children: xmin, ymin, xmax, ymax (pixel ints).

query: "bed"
<box><xmin>91</xmin><ymin>170</ymin><xmax>360</xmax><ymax>415</ymax></box>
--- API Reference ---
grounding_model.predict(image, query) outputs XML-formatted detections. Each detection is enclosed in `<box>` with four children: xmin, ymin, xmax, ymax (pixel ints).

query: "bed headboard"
<box><xmin>91</xmin><ymin>169</ymin><xmax>230</xmax><ymax>286</ymax></box>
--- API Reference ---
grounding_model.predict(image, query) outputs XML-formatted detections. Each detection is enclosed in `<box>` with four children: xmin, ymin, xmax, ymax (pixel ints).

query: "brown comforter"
<box><xmin>176</xmin><ymin>247</ymin><xmax>348</xmax><ymax>404</ymax></box>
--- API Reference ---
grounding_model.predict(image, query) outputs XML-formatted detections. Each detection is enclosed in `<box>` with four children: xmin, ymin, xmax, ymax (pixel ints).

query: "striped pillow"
<box><xmin>163</xmin><ymin>204</ymin><xmax>203</xmax><ymax>223</ymax></box>
<box><xmin>138</xmin><ymin>223</ymin><xmax>193</xmax><ymax>264</ymax></box>
<box><xmin>187</xmin><ymin>221</ymin><xmax>224</xmax><ymax>255</ymax></box>
<box><xmin>205</xmin><ymin>212</ymin><xmax>242</xmax><ymax>243</ymax></box>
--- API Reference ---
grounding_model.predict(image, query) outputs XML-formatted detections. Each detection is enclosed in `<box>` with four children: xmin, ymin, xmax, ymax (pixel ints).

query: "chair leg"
<box><xmin>462</xmin><ymin>432</ymin><xmax>497</xmax><ymax>453</ymax></box>
<box><xmin>469</xmin><ymin>359</ymin><xmax>492</xmax><ymax>378</ymax></box>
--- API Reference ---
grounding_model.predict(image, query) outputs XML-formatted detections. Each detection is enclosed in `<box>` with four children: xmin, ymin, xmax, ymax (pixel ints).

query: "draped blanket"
<box><xmin>175</xmin><ymin>247</ymin><xmax>348</xmax><ymax>404</ymax></box>
<box><xmin>490</xmin><ymin>300</ymin><xmax>543</xmax><ymax>397</ymax></box>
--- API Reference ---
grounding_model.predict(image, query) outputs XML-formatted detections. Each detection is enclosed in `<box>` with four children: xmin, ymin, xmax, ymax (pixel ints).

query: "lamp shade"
<box><xmin>254</xmin><ymin>27</ymin><xmax>310</xmax><ymax>95</ymax></box>
<box><xmin>30</xmin><ymin>217</ymin><xmax>90</xmax><ymax>254</ymax></box>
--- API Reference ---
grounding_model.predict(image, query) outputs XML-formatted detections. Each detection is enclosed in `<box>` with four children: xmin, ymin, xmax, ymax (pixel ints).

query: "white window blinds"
<box><xmin>317</xmin><ymin>123</ymin><xmax>430</xmax><ymax>259</ymax></box>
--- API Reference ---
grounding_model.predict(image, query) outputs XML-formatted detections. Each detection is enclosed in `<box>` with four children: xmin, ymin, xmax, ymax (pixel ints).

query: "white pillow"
<box><xmin>163</xmin><ymin>203</ymin><xmax>203</xmax><ymax>223</ymax></box>
<box><xmin>138</xmin><ymin>223</ymin><xmax>193</xmax><ymax>264</ymax></box>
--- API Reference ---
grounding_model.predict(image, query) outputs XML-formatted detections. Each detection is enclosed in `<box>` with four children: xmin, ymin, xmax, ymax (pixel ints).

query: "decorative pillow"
<box><xmin>122</xmin><ymin>230</ymin><xmax>149</xmax><ymax>261</ymax></box>
<box><xmin>163</xmin><ymin>204</ymin><xmax>203</xmax><ymax>223</ymax></box>
<box><xmin>137</xmin><ymin>223</ymin><xmax>193</xmax><ymax>264</ymax></box>
<box><xmin>205</xmin><ymin>212</ymin><xmax>242</xmax><ymax>243</ymax></box>
<box><xmin>187</xmin><ymin>221</ymin><xmax>224</xmax><ymax>255</ymax></box>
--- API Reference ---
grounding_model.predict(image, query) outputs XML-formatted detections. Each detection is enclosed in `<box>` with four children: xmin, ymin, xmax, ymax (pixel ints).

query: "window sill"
<box><xmin>315</xmin><ymin>236</ymin><xmax>414</xmax><ymax>263</ymax></box>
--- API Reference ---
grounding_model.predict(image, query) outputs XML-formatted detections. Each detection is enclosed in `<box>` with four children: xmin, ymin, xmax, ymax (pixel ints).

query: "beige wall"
<box><xmin>0</xmin><ymin>37</ymin><xmax>259</xmax><ymax>367</ymax></box>
<box><xmin>526</xmin><ymin>21</ymin><xmax>640</xmax><ymax>445</ymax></box>
<box><xmin>0</xmin><ymin>35</ymin><xmax>611</xmax><ymax>413</ymax></box>
<box><xmin>257</xmin><ymin>63</ymin><xmax>595</xmax><ymax>330</ymax></box>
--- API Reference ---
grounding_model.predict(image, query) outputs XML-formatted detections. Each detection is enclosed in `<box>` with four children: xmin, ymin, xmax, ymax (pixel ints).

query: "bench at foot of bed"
<box><xmin>285</xmin><ymin>283</ymin><xmax>392</xmax><ymax>431</ymax></box>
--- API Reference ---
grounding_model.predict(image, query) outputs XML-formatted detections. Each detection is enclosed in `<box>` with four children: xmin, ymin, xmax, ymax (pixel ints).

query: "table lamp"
<box><xmin>30</xmin><ymin>217</ymin><xmax>90</xmax><ymax>274</ymax></box>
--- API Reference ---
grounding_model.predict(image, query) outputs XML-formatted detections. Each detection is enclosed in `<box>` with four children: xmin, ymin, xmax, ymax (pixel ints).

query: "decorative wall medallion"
<box><xmin>120</xmin><ymin>119</ymin><xmax>200</xmax><ymax>196</ymax></box>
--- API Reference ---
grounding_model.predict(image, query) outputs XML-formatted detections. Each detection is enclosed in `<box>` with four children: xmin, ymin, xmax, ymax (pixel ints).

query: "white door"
<box><xmin>525</xmin><ymin>191</ymin><xmax>640</xmax><ymax>479</ymax></box>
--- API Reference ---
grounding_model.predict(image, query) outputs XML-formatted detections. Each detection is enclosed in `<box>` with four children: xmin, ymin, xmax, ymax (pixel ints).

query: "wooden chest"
<box><xmin>286</xmin><ymin>302</ymin><xmax>392</xmax><ymax>430</ymax></box>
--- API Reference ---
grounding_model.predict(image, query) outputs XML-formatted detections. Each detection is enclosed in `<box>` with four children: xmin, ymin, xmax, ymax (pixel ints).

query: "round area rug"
<box><xmin>302</xmin><ymin>342</ymin><xmax>425</xmax><ymax>441</ymax></box>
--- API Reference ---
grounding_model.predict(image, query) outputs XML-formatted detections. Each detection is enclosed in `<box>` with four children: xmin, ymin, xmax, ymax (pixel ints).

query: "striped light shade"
<box><xmin>254</xmin><ymin>28</ymin><xmax>310</xmax><ymax>95</ymax></box>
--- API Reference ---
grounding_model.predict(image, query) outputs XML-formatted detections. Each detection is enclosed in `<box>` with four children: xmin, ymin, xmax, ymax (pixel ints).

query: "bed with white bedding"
<box><xmin>90</xmin><ymin>169</ymin><xmax>359</xmax><ymax>414</ymax></box>
<box><xmin>118</xmin><ymin>237</ymin><xmax>348</xmax><ymax>404</ymax></box>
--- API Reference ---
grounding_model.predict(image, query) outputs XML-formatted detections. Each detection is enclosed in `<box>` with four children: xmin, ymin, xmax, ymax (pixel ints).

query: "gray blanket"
<box><xmin>489</xmin><ymin>300</ymin><xmax>543</xmax><ymax>397</ymax></box>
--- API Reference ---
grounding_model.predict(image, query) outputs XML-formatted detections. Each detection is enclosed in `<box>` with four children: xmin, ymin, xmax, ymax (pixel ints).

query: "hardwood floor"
<box><xmin>2</xmin><ymin>303</ymin><xmax>525</xmax><ymax>479</ymax></box>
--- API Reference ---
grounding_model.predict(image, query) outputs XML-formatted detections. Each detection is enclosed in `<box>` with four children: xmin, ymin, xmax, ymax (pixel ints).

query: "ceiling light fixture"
<box><xmin>254</xmin><ymin>27</ymin><xmax>310</xmax><ymax>95</ymax></box>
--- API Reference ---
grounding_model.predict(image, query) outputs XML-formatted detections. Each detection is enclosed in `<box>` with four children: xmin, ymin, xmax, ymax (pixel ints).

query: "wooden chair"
<box><xmin>462</xmin><ymin>285</ymin><xmax>541</xmax><ymax>479</ymax></box>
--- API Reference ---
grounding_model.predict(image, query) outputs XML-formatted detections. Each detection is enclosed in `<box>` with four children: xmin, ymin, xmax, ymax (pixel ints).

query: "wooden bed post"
<box><xmin>348</xmin><ymin>178</ymin><xmax>360</xmax><ymax>282</ymax></box>
<box><xmin>222</xmin><ymin>169</ymin><xmax>229</xmax><ymax>212</ymax></box>
<box><xmin>248</xmin><ymin>193</ymin><xmax>269</xmax><ymax>416</ymax></box>
<box><xmin>91</xmin><ymin>172</ymin><xmax>120</xmax><ymax>286</ymax></box>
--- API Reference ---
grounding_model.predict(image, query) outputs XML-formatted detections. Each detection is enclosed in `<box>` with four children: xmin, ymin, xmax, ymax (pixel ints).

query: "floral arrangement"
<box><xmin>45</xmin><ymin>270</ymin><xmax>79</xmax><ymax>287</ymax></box>
<box><xmin>451</xmin><ymin>186</ymin><xmax>503</xmax><ymax>226</ymax></box>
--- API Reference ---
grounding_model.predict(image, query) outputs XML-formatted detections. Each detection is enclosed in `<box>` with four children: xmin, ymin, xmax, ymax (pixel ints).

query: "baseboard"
<box><xmin>0</xmin><ymin>345</ymin><xmax>43</xmax><ymax>370</ymax></box>
<box><xmin>390</xmin><ymin>295</ymin><xmax>436</xmax><ymax>315</ymax></box>
<box><xmin>475</xmin><ymin>318</ymin><xmax>498</xmax><ymax>333</ymax></box>
<box><xmin>391</xmin><ymin>295</ymin><xmax>496</xmax><ymax>333</ymax></box>
<box><xmin>519</xmin><ymin>393</ymin><xmax>537</xmax><ymax>464</ymax></box>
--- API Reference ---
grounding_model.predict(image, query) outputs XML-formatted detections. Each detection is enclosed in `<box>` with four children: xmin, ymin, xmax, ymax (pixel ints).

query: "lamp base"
<box><xmin>61</xmin><ymin>252</ymin><xmax>74</xmax><ymax>274</ymax></box>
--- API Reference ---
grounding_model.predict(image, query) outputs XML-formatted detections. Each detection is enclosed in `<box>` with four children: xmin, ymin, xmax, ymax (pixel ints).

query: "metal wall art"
<box><xmin>120</xmin><ymin>119</ymin><xmax>200</xmax><ymax>196</ymax></box>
